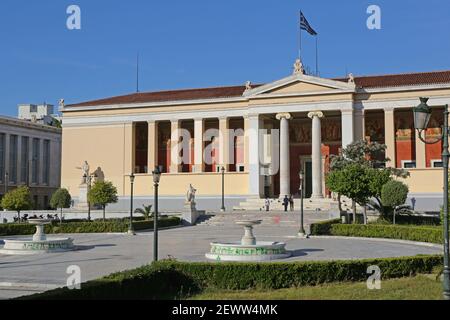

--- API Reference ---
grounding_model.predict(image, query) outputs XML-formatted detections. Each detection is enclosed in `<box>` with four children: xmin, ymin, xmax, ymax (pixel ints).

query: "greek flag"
<box><xmin>300</xmin><ymin>11</ymin><xmax>317</xmax><ymax>36</ymax></box>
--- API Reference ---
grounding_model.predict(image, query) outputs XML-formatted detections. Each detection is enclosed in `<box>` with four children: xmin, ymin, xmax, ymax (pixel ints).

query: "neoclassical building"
<box><xmin>0</xmin><ymin>116</ymin><xmax>62</xmax><ymax>210</ymax></box>
<box><xmin>61</xmin><ymin>61</ymin><xmax>450</xmax><ymax>211</ymax></box>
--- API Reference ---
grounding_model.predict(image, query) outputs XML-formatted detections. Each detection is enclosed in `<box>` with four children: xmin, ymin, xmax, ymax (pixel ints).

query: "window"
<box><xmin>431</xmin><ymin>159</ymin><xmax>444</xmax><ymax>168</ymax></box>
<box><xmin>9</xmin><ymin>135</ymin><xmax>18</xmax><ymax>184</ymax></box>
<box><xmin>0</xmin><ymin>134</ymin><xmax>5</xmax><ymax>183</ymax></box>
<box><xmin>20</xmin><ymin>137</ymin><xmax>29</xmax><ymax>184</ymax></box>
<box><xmin>43</xmin><ymin>140</ymin><xmax>50</xmax><ymax>185</ymax></box>
<box><xmin>401</xmin><ymin>160</ymin><xmax>416</xmax><ymax>169</ymax></box>
<box><xmin>32</xmin><ymin>138</ymin><xmax>40</xmax><ymax>184</ymax></box>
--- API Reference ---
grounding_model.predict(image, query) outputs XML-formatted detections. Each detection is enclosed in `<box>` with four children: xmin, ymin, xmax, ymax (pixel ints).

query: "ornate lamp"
<box><xmin>152</xmin><ymin>166</ymin><xmax>161</xmax><ymax>185</ymax></box>
<box><xmin>413</xmin><ymin>97</ymin><xmax>432</xmax><ymax>131</ymax></box>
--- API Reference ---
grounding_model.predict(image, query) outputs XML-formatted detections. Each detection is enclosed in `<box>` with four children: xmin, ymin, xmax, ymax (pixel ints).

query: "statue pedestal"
<box><xmin>182</xmin><ymin>201</ymin><xmax>201</xmax><ymax>226</ymax></box>
<box><xmin>76</xmin><ymin>183</ymin><xmax>89</xmax><ymax>210</ymax></box>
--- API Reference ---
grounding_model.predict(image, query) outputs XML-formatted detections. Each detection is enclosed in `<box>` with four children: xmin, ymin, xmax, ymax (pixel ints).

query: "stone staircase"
<box><xmin>233</xmin><ymin>196</ymin><xmax>358</xmax><ymax>212</ymax></box>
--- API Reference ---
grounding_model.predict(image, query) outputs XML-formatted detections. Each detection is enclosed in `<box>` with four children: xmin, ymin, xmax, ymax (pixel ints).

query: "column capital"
<box><xmin>384</xmin><ymin>106</ymin><xmax>395</xmax><ymax>112</ymax></box>
<box><xmin>276</xmin><ymin>113</ymin><xmax>292</xmax><ymax>121</ymax></box>
<box><xmin>308</xmin><ymin>111</ymin><xmax>324</xmax><ymax>119</ymax></box>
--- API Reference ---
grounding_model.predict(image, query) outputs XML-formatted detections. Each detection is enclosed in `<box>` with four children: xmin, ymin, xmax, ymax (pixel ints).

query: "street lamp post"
<box><xmin>298</xmin><ymin>170</ymin><xmax>306</xmax><ymax>237</ymax></box>
<box><xmin>128</xmin><ymin>173</ymin><xmax>136</xmax><ymax>235</ymax></box>
<box><xmin>413</xmin><ymin>97</ymin><xmax>450</xmax><ymax>300</ymax></box>
<box><xmin>152</xmin><ymin>166</ymin><xmax>162</xmax><ymax>262</ymax></box>
<box><xmin>221</xmin><ymin>167</ymin><xmax>226</xmax><ymax>212</ymax></box>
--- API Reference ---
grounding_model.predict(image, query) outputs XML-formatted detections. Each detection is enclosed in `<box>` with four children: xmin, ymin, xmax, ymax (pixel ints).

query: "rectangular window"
<box><xmin>401</xmin><ymin>160</ymin><xmax>416</xmax><ymax>169</ymax></box>
<box><xmin>43</xmin><ymin>140</ymin><xmax>50</xmax><ymax>185</ymax></box>
<box><xmin>0</xmin><ymin>134</ymin><xmax>4</xmax><ymax>183</ymax></box>
<box><xmin>431</xmin><ymin>159</ymin><xmax>443</xmax><ymax>168</ymax></box>
<box><xmin>20</xmin><ymin>137</ymin><xmax>29</xmax><ymax>184</ymax></box>
<box><xmin>32</xmin><ymin>138</ymin><xmax>40</xmax><ymax>184</ymax></box>
<box><xmin>9</xmin><ymin>135</ymin><xmax>18</xmax><ymax>184</ymax></box>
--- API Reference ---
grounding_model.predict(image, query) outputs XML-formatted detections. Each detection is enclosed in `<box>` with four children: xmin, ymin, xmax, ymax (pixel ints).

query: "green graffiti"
<box><xmin>210</xmin><ymin>245</ymin><xmax>286</xmax><ymax>256</ymax></box>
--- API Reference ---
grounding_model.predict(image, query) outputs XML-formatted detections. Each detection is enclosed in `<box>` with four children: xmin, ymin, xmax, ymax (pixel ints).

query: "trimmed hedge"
<box><xmin>309</xmin><ymin>219</ymin><xmax>341</xmax><ymax>235</ymax></box>
<box><xmin>0</xmin><ymin>217</ymin><xmax>180</xmax><ymax>236</ymax></box>
<box><xmin>21</xmin><ymin>255</ymin><xmax>443</xmax><ymax>300</ymax></box>
<box><xmin>310</xmin><ymin>219</ymin><xmax>442</xmax><ymax>244</ymax></box>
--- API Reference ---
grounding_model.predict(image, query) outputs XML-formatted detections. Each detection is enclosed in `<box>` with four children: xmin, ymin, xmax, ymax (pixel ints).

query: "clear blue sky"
<box><xmin>0</xmin><ymin>0</ymin><xmax>449</xmax><ymax>116</ymax></box>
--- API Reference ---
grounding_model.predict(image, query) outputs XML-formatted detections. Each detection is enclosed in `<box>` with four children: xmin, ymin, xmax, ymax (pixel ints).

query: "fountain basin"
<box><xmin>206</xmin><ymin>241</ymin><xmax>291</xmax><ymax>262</ymax></box>
<box><xmin>0</xmin><ymin>219</ymin><xmax>75</xmax><ymax>255</ymax></box>
<box><xmin>0</xmin><ymin>238</ymin><xmax>75</xmax><ymax>255</ymax></box>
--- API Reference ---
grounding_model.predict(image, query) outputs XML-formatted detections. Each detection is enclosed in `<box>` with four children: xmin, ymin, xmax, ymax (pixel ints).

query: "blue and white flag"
<box><xmin>300</xmin><ymin>11</ymin><xmax>317</xmax><ymax>36</ymax></box>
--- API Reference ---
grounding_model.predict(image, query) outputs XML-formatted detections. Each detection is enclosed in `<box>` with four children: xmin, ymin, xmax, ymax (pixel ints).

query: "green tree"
<box><xmin>50</xmin><ymin>188</ymin><xmax>72</xmax><ymax>223</ymax></box>
<box><xmin>135</xmin><ymin>204</ymin><xmax>153</xmax><ymax>220</ymax></box>
<box><xmin>326</xmin><ymin>164</ymin><xmax>375</xmax><ymax>224</ymax></box>
<box><xmin>329</xmin><ymin>140</ymin><xmax>409</xmax><ymax>217</ymax></box>
<box><xmin>1</xmin><ymin>186</ymin><xmax>33</xmax><ymax>223</ymax></box>
<box><xmin>88</xmin><ymin>181</ymin><xmax>118</xmax><ymax>221</ymax></box>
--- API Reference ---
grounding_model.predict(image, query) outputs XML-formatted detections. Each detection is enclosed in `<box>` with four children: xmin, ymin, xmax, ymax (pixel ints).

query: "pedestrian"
<box><xmin>265</xmin><ymin>198</ymin><xmax>270</xmax><ymax>212</ymax></box>
<box><xmin>283</xmin><ymin>195</ymin><xmax>289</xmax><ymax>212</ymax></box>
<box><xmin>289</xmin><ymin>194</ymin><xmax>294</xmax><ymax>211</ymax></box>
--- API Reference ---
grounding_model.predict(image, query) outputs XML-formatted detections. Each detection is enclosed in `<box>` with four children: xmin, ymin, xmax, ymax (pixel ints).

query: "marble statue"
<box><xmin>293</xmin><ymin>58</ymin><xmax>305</xmax><ymax>75</ymax></box>
<box><xmin>76</xmin><ymin>161</ymin><xmax>90</xmax><ymax>184</ymax></box>
<box><xmin>186</xmin><ymin>184</ymin><xmax>197</xmax><ymax>203</ymax></box>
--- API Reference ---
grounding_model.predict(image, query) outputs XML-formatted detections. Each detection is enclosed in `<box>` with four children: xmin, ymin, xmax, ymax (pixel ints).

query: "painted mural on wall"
<box><xmin>289</xmin><ymin>118</ymin><xmax>341</xmax><ymax>144</ymax></box>
<box><xmin>365</xmin><ymin>115</ymin><xmax>384</xmax><ymax>142</ymax></box>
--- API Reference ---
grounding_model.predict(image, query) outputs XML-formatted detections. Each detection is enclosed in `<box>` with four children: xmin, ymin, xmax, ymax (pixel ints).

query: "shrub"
<box><xmin>0</xmin><ymin>217</ymin><xmax>181</xmax><ymax>236</ymax></box>
<box><xmin>309</xmin><ymin>219</ymin><xmax>340</xmax><ymax>235</ymax></box>
<box><xmin>315</xmin><ymin>223</ymin><xmax>442</xmax><ymax>244</ymax></box>
<box><xmin>381</xmin><ymin>180</ymin><xmax>409</xmax><ymax>209</ymax></box>
<box><xmin>21</xmin><ymin>255</ymin><xmax>443</xmax><ymax>299</ymax></box>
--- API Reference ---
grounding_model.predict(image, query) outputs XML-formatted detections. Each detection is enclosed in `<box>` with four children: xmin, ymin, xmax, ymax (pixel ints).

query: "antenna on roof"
<box><xmin>136</xmin><ymin>52</ymin><xmax>140</xmax><ymax>93</ymax></box>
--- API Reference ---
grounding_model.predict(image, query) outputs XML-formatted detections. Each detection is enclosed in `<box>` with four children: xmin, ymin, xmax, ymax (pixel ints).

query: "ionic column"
<box><xmin>194</xmin><ymin>118</ymin><xmax>204</xmax><ymax>173</ymax></box>
<box><xmin>219</xmin><ymin>117</ymin><xmax>231</xmax><ymax>171</ymax></box>
<box><xmin>246</xmin><ymin>114</ymin><xmax>264</xmax><ymax>197</ymax></box>
<box><xmin>276</xmin><ymin>113</ymin><xmax>292</xmax><ymax>198</ymax></box>
<box><xmin>170</xmin><ymin>120</ymin><xmax>181</xmax><ymax>173</ymax></box>
<box><xmin>341</xmin><ymin>109</ymin><xmax>355</xmax><ymax>148</ymax></box>
<box><xmin>308</xmin><ymin>111</ymin><xmax>324</xmax><ymax>199</ymax></box>
<box><xmin>147</xmin><ymin>121</ymin><xmax>157</xmax><ymax>173</ymax></box>
<box><xmin>384</xmin><ymin>107</ymin><xmax>396</xmax><ymax>168</ymax></box>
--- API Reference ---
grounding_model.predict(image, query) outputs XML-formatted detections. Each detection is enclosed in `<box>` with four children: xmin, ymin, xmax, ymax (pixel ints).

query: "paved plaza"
<box><xmin>0</xmin><ymin>211</ymin><xmax>442</xmax><ymax>299</ymax></box>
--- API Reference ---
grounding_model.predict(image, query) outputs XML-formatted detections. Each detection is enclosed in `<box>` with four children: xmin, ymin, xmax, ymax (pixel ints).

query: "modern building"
<box><xmin>60</xmin><ymin>60</ymin><xmax>450</xmax><ymax>212</ymax></box>
<box><xmin>0</xmin><ymin>115</ymin><xmax>62</xmax><ymax>209</ymax></box>
<box><xmin>18</xmin><ymin>103</ymin><xmax>61</xmax><ymax>126</ymax></box>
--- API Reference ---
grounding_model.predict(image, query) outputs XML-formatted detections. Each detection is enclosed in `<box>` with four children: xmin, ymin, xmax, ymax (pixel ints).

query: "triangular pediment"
<box><xmin>244</xmin><ymin>73</ymin><xmax>356</xmax><ymax>98</ymax></box>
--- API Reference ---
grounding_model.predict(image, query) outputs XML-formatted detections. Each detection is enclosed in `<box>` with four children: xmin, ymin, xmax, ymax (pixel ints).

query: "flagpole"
<box><xmin>315</xmin><ymin>36</ymin><xmax>319</xmax><ymax>76</ymax></box>
<box><xmin>299</xmin><ymin>11</ymin><xmax>302</xmax><ymax>60</ymax></box>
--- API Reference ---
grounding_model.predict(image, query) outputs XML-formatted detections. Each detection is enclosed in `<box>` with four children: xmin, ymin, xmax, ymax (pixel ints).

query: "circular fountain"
<box><xmin>206</xmin><ymin>220</ymin><xmax>291</xmax><ymax>262</ymax></box>
<box><xmin>0</xmin><ymin>219</ymin><xmax>75</xmax><ymax>255</ymax></box>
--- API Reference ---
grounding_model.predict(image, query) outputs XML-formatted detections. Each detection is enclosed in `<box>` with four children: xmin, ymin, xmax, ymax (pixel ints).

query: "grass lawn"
<box><xmin>190</xmin><ymin>275</ymin><xmax>444</xmax><ymax>300</ymax></box>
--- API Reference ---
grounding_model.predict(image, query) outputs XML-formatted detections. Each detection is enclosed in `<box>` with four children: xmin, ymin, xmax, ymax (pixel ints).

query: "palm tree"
<box><xmin>134</xmin><ymin>205</ymin><xmax>153</xmax><ymax>220</ymax></box>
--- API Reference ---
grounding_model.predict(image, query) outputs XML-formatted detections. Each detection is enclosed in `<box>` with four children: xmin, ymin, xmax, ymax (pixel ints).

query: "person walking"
<box><xmin>283</xmin><ymin>195</ymin><xmax>289</xmax><ymax>212</ymax></box>
<box><xmin>265</xmin><ymin>198</ymin><xmax>270</xmax><ymax>212</ymax></box>
<box><xmin>289</xmin><ymin>194</ymin><xmax>294</xmax><ymax>211</ymax></box>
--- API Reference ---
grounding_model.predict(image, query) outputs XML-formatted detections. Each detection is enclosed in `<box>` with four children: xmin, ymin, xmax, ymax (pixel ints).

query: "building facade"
<box><xmin>0</xmin><ymin>116</ymin><xmax>62</xmax><ymax>209</ymax></box>
<box><xmin>61</xmin><ymin>62</ymin><xmax>450</xmax><ymax>212</ymax></box>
